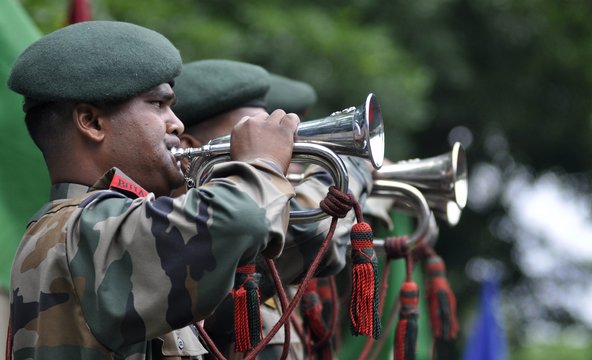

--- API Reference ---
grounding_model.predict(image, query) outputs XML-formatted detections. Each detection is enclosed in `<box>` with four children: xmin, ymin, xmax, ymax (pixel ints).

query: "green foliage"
<box><xmin>512</xmin><ymin>342</ymin><xmax>592</xmax><ymax>360</ymax></box>
<box><xmin>20</xmin><ymin>0</ymin><xmax>433</xmax><ymax>161</ymax></box>
<box><xmin>16</xmin><ymin>0</ymin><xmax>592</xmax><ymax>357</ymax></box>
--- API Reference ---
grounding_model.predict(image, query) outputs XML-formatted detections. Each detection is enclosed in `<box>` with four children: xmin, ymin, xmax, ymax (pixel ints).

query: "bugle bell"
<box><xmin>172</xmin><ymin>93</ymin><xmax>385</xmax><ymax>223</ymax></box>
<box><xmin>372</xmin><ymin>142</ymin><xmax>467</xmax><ymax>226</ymax></box>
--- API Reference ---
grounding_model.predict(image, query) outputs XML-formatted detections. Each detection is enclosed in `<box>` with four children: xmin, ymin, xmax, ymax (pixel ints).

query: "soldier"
<box><xmin>6</xmin><ymin>21</ymin><xmax>299</xmax><ymax>359</ymax></box>
<box><xmin>172</xmin><ymin>59</ymin><xmax>376</xmax><ymax>359</ymax></box>
<box><xmin>266</xmin><ymin>73</ymin><xmax>318</xmax><ymax>119</ymax></box>
<box><xmin>265</xmin><ymin>71</ymin><xmax>400</xmax><ymax>360</ymax></box>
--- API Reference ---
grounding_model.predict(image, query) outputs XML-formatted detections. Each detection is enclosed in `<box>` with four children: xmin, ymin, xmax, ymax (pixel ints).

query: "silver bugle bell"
<box><xmin>172</xmin><ymin>93</ymin><xmax>385</xmax><ymax>223</ymax></box>
<box><xmin>372</xmin><ymin>142</ymin><xmax>467</xmax><ymax>226</ymax></box>
<box><xmin>289</xmin><ymin>93</ymin><xmax>384</xmax><ymax>169</ymax></box>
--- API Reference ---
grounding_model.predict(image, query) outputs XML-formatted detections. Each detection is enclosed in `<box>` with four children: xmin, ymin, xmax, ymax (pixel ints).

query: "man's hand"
<box><xmin>230</xmin><ymin>110</ymin><xmax>300</xmax><ymax>174</ymax></box>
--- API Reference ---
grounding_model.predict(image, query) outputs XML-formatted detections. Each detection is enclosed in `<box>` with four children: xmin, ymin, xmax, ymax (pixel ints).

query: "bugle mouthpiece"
<box><xmin>170</xmin><ymin>147</ymin><xmax>188</xmax><ymax>160</ymax></box>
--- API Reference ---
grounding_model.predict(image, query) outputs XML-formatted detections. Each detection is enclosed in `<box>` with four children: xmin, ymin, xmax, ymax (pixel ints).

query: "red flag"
<box><xmin>68</xmin><ymin>0</ymin><xmax>92</xmax><ymax>24</ymax></box>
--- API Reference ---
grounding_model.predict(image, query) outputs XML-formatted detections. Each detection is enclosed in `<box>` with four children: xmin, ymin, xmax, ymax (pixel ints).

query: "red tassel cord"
<box><xmin>300</xmin><ymin>278</ymin><xmax>329</xmax><ymax>359</ymax></box>
<box><xmin>301</xmin><ymin>279</ymin><xmax>327</xmax><ymax>340</ymax></box>
<box><xmin>358</xmin><ymin>236</ymin><xmax>410</xmax><ymax>360</ymax></box>
<box><xmin>232</xmin><ymin>264</ymin><xmax>262</xmax><ymax>352</ymax></box>
<box><xmin>315</xmin><ymin>277</ymin><xmax>338</xmax><ymax>359</ymax></box>
<box><xmin>424</xmin><ymin>255</ymin><xmax>459</xmax><ymax>341</ymax></box>
<box><xmin>316</xmin><ymin>276</ymin><xmax>337</xmax><ymax>336</ymax></box>
<box><xmin>395</xmin><ymin>281</ymin><xmax>419</xmax><ymax>360</ymax></box>
<box><xmin>349</xmin><ymin>221</ymin><xmax>381</xmax><ymax>339</ymax></box>
<box><xmin>238</xmin><ymin>186</ymin><xmax>355</xmax><ymax>360</ymax></box>
<box><xmin>197</xmin><ymin>186</ymin><xmax>356</xmax><ymax>360</ymax></box>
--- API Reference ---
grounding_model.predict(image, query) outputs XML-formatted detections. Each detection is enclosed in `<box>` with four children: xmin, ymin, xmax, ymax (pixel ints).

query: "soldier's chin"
<box><xmin>167</xmin><ymin>155</ymin><xmax>186</xmax><ymax>185</ymax></box>
<box><xmin>171</xmin><ymin>169</ymin><xmax>187</xmax><ymax>189</ymax></box>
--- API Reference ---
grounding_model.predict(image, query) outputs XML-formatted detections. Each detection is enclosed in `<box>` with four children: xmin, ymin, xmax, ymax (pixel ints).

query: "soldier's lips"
<box><xmin>165</xmin><ymin>137</ymin><xmax>181</xmax><ymax>153</ymax></box>
<box><xmin>168</xmin><ymin>152</ymin><xmax>184</xmax><ymax>176</ymax></box>
<box><xmin>165</xmin><ymin>143</ymin><xmax>184</xmax><ymax>176</ymax></box>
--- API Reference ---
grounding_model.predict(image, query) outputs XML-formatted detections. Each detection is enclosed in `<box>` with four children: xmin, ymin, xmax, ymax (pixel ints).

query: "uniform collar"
<box><xmin>49</xmin><ymin>168</ymin><xmax>148</xmax><ymax>201</ymax></box>
<box><xmin>49</xmin><ymin>183</ymin><xmax>91</xmax><ymax>201</ymax></box>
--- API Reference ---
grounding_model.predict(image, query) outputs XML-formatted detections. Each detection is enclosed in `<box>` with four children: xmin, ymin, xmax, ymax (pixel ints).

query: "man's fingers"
<box><xmin>279</xmin><ymin>113</ymin><xmax>300</xmax><ymax>127</ymax></box>
<box><xmin>266</xmin><ymin>109</ymin><xmax>287</xmax><ymax>123</ymax></box>
<box><xmin>235</xmin><ymin>115</ymin><xmax>251</xmax><ymax>127</ymax></box>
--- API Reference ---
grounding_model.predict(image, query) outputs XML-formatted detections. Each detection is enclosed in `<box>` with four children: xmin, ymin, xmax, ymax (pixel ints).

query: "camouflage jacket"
<box><xmin>9</xmin><ymin>160</ymin><xmax>295</xmax><ymax>360</ymax></box>
<box><xmin>272</xmin><ymin>156</ymin><xmax>374</xmax><ymax>285</ymax></box>
<box><xmin>203</xmin><ymin>156</ymin><xmax>375</xmax><ymax>359</ymax></box>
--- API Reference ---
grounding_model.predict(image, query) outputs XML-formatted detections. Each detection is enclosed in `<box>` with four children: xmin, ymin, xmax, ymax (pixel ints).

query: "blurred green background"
<box><xmin>6</xmin><ymin>0</ymin><xmax>592</xmax><ymax>358</ymax></box>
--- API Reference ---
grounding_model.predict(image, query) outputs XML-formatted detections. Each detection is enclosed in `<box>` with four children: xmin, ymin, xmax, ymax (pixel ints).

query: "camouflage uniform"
<box><xmin>10</xmin><ymin>161</ymin><xmax>295</xmax><ymax>360</ymax></box>
<box><xmin>204</xmin><ymin>156</ymin><xmax>374</xmax><ymax>359</ymax></box>
<box><xmin>170</xmin><ymin>60</ymin><xmax>377</xmax><ymax>359</ymax></box>
<box><xmin>276</xmin><ymin>157</ymin><xmax>373</xmax><ymax>282</ymax></box>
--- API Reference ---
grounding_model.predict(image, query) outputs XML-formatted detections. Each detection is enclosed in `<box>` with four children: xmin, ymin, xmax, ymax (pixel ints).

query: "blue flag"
<box><xmin>462</xmin><ymin>276</ymin><xmax>508</xmax><ymax>360</ymax></box>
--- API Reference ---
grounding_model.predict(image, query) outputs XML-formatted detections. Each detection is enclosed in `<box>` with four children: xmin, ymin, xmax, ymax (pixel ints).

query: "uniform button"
<box><xmin>177</xmin><ymin>336</ymin><xmax>185</xmax><ymax>350</ymax></box>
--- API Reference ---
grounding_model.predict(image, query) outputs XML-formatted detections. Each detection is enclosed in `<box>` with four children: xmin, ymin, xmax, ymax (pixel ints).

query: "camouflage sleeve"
<box><xmin>202</xmin><ymin>157</ymin><xmax>374</xmax><ymax>343</ymax></box>
<box><xmin>264</xmin><ymin>156</ymin><xmax>374</xmax><ymax>290</ymax></box>
<box><xmin>68</xmin><ymin>159</ymin><xmax>294</xmax><ymax>350</ymax></box>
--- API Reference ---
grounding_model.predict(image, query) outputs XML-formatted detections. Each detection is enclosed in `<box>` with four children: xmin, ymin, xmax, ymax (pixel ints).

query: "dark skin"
<box><xmin>48</xmin><ymin>84</ymin><xmax>299</xmax><ymax>197</ymax></box>
<box><xmin>179</xmin><ymin>106</ymin><xmax>265</xmax><ymax>148</ymax></box>
<box><xmin>177</xmin><ymin>105</ymin><xmax>378</xmax><ymax>182</ymax></box>
<box><xmin>174</xmin><ymin>106</ymin><xmax>300</xmax><ymax>197</ymax></box>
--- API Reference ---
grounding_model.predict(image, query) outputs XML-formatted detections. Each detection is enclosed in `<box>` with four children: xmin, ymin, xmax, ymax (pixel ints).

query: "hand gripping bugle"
<box><xmin>172</xmin><ymin>93</ymin><xmax>385</xmax><ymax>223</ymax></box>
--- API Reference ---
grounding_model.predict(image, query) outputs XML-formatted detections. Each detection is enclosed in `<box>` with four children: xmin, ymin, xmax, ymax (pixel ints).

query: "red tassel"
<box><xmin>316</xmin><ymin>276</ymin><xmax>337</xmax><ymax>337</ymax></box>
<box><xmin>301</xmin><ymin>279</ymin><xmax>327</xmax><ymax>339</ymax></box>
<box><xmin>349</xmin><ymin>222</ymin><xmax>381</xmax><ymax>339</ymax></box>
<box><xmin>316</xmin><ymin>277</ymin><xmax>334</xmax><ymax>324</ymax></box>
<box><xmin>310</xmin><ymin>277</ymin><xmax>337</xmax><ymax>360</ymax></box>
<box><xmin>425</xmin><ymin>255</ymin><xmax>459</xmax><ymax>340</ymax></box>
<box><xmin>395</xmin><ymin>281</ymin><xmax>419</xmax><ymax>360</ymax></box>
<box><xmin>232</xmin><ymin>264</ymin><xmax>262</xmax><ymax>352</ymax></box>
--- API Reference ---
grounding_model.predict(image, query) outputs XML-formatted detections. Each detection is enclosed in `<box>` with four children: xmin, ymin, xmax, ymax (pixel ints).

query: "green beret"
<box><xmin>266</xmin><ymin>74</ymin><xmax>317</xmax><ymax>115</ymax></box>
<box><xmin>8</xmin><ymin>21</ymin><xmax>182</xmax><ymax>110</ymax></box>
<box><xmin>173</xmin><ymin>59</ymin><xmax>270</xmax><ymax>127</ymax></box>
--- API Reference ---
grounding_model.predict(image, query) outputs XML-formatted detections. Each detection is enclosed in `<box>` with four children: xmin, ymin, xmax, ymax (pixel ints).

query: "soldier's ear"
<box><xmin>179</xmin><ymin>134</ymin><xmax>202</xmax><ymax>148</ymax></box>
<box><xmin>72</xmin><ymin>103</ymin><xmax>106</xmax><ymax>143</ymax></box>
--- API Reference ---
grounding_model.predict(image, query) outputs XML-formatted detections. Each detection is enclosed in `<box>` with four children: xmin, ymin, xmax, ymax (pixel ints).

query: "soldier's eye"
<box><xmin>149</xmin><ymin>100</ymin><xmax>163</xmax><ymax>108</ymax></box>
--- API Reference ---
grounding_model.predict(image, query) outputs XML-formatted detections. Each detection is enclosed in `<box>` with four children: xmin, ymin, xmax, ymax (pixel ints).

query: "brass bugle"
<box><xmin>372</xmin><ymin>142</ymin><xmax>467</xmax><ymax>226</ymax></box>
<box><xmin>172</xmin><ymin>93</ymin><xmax>385</xmax><ymax>223</ymax></box>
